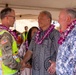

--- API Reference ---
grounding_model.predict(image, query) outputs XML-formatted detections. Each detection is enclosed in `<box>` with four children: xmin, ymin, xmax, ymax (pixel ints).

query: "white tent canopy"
<box><xmin>0</xmin><ymin>0</ymin><xmax>76</xmax><ymax>21</ymax></box>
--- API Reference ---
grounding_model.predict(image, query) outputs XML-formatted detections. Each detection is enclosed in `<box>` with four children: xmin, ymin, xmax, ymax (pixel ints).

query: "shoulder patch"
<box><xmin>1</xmin><ymin>39</ymin><xmax>8</xmax><ymax>44</ymax></box>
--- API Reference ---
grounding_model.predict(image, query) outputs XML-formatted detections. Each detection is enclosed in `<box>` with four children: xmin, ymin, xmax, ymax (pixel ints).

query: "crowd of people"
<box><xmin>0</xmin><ymin>7</ymin><xmax>76</xmax><ymax>75</ymax></box>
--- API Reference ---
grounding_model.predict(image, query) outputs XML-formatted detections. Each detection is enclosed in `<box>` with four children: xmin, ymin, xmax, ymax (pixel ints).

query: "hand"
<box><xmin>25</xmin><ymin>63</ymin><xmax>32</xmax><ymax>68</ymax></box>
<box><xmin>20</xmin><ymin>60</ymin><xmax>26</xmax><ymax>71</ymax></box>
<box><xmin>47</xmin><ymin>60</ymin><xmax>56</xmax><ymax>74</ymax></box>
<box><xmin>20</xmin><ymin>60</ymin><xmax>32</xmax><ymax>71</ymax></box>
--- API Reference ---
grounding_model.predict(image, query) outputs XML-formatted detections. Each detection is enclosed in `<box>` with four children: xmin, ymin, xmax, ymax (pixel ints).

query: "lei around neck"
<box><xmin>0</xmin><ymin>25</ymin><xmax>18</xmax><ymax>41</ymax></box>
<box><xmin>58</xmin><ymin>20</ymin><xmax>76</xmax><ymax>45</ymax></box>
<box><xmin>35</xmin><ymin>25</ymin><xmax>55</xmax><ymax>44</ymax></box>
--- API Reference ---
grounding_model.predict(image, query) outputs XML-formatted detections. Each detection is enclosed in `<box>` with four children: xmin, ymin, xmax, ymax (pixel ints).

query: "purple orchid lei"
<box><xmin>0</xmin><ymin>25</ymin><xmax>18</xmax><ymax>41</ymax></box>
<box><xmin>58</xmin><ymin>20</ymin><xmax>76</xmax><ymax>45</ymax></box>
<box><xmin>35</xmin><ymin>25</ymin><xmax>55</xmax><ymax>44</ymax></box>
<box><xmin>24</xmin><ymin>40</ymin><xmax>28</xmax><ymax>51</ymax></box>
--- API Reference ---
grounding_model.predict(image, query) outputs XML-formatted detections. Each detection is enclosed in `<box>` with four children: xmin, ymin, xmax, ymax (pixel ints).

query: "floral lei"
<box><xmin>58</xmin><ymin>20</ymin><xmax>76</xmax><ymax>45</ymax></box>
<box><xmin>35</xmin><ymin>25</ymin><xmax>55</xmax><ymax>44</ymax></box>
<box><xmin>0</xmin><ymin>25</ymin><xmax>18</xmax><ymax>41</ymax></box>
<box><xmin>24</xmin><ymin>40</ymin><xmax>28</xmax><ymax>51</ymax></box>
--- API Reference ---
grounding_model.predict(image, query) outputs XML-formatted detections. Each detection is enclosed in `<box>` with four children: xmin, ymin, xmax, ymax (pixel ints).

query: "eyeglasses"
<box><xmin>8</xmin><ymin>15</ymin><xmax>15</xmax><ymax>19</ymax></box>
<box><xmin>5</xmin><ymin>15</ymin><xmax>15</xmax><ymax>19</ymax></box>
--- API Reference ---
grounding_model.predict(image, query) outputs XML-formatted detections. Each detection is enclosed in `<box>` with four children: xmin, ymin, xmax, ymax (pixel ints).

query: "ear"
<box><xmin>67</xmin><ymin>15</ymin><xmax>71</xmax><ymax>22</ymax></box>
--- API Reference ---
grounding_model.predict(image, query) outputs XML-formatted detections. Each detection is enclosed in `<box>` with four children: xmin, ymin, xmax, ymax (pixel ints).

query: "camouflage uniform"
<box><xmin>0</xmin><ymin>29</ymin><xmax>21</xmax><ymax>75</ymax></box>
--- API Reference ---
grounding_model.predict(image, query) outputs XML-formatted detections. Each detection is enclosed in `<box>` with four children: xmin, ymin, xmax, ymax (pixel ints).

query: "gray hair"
<box><xmin>40</xmin><ymin>11</ymin><xmax>52</xmax><ymax>23</ymax></box>
<box><xmin>66</xmin><ymin>8</ymin><xmax>76</xmax><ymax>18</ymax></box>
<box><xmin>0</xmin><ymin>7</ymin><xmax>14</xmax><ymax>19</ymax></box>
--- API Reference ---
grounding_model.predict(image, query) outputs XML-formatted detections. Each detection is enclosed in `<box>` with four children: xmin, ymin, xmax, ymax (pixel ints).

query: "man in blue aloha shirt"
<box><xmin>56</xmin><ymin>8</ymin><xmax>76</xmax><ymax>75</ymax></box>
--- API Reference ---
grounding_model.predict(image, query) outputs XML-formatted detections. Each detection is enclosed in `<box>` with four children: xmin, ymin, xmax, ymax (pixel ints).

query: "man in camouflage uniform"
<box><xmin>0</xmin><ymin>7</ymin><xmax>21</xmax><ymax>75</ymax></box>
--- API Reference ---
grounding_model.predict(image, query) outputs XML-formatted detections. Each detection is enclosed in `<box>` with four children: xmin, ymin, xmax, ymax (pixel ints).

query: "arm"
<box><xmin>23</xmin><ymin>34</ymin><xmax>35</xmax><ymax>63</ymax></box>
<box><xmin>50</xmin><ymin>30</ymin><xmax>60</xmax><ymax>61</ymax></box>
<box><xmin>0</xmin><ymin>32</ymin><xmax>20</xmax><ymax>70</ymax></box>
<box><xmin>21</xmin><ymin>36</ymin><xmax>34</xmax><ymax>68</ymax></box>
<box><xmin>48</xmin><ymin>30</ymin><xmax>60</xmax><ymax>74</ymax></box>
<box><xmin>23</xmin><ymin>50</ymin><xmax>32</xmax><ymax>63</ymax></box>
<box><xmin>20</xmin><ymin>50</ymin><xmax>32</xmax><ymax>69</ymax></box>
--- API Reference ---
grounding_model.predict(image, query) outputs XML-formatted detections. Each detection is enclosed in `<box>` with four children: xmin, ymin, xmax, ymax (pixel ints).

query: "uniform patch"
<box><xmin>1</xmin><ymin>39</ymin><xmax>8</xmax><ymax>44</ymax></box>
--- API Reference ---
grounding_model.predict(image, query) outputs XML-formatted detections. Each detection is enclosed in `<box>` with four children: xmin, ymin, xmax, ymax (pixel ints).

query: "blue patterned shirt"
<box><xmin>56</xmin><ymin>25</ymin><xmax>76</xmax><ymax>75</ymax></box>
